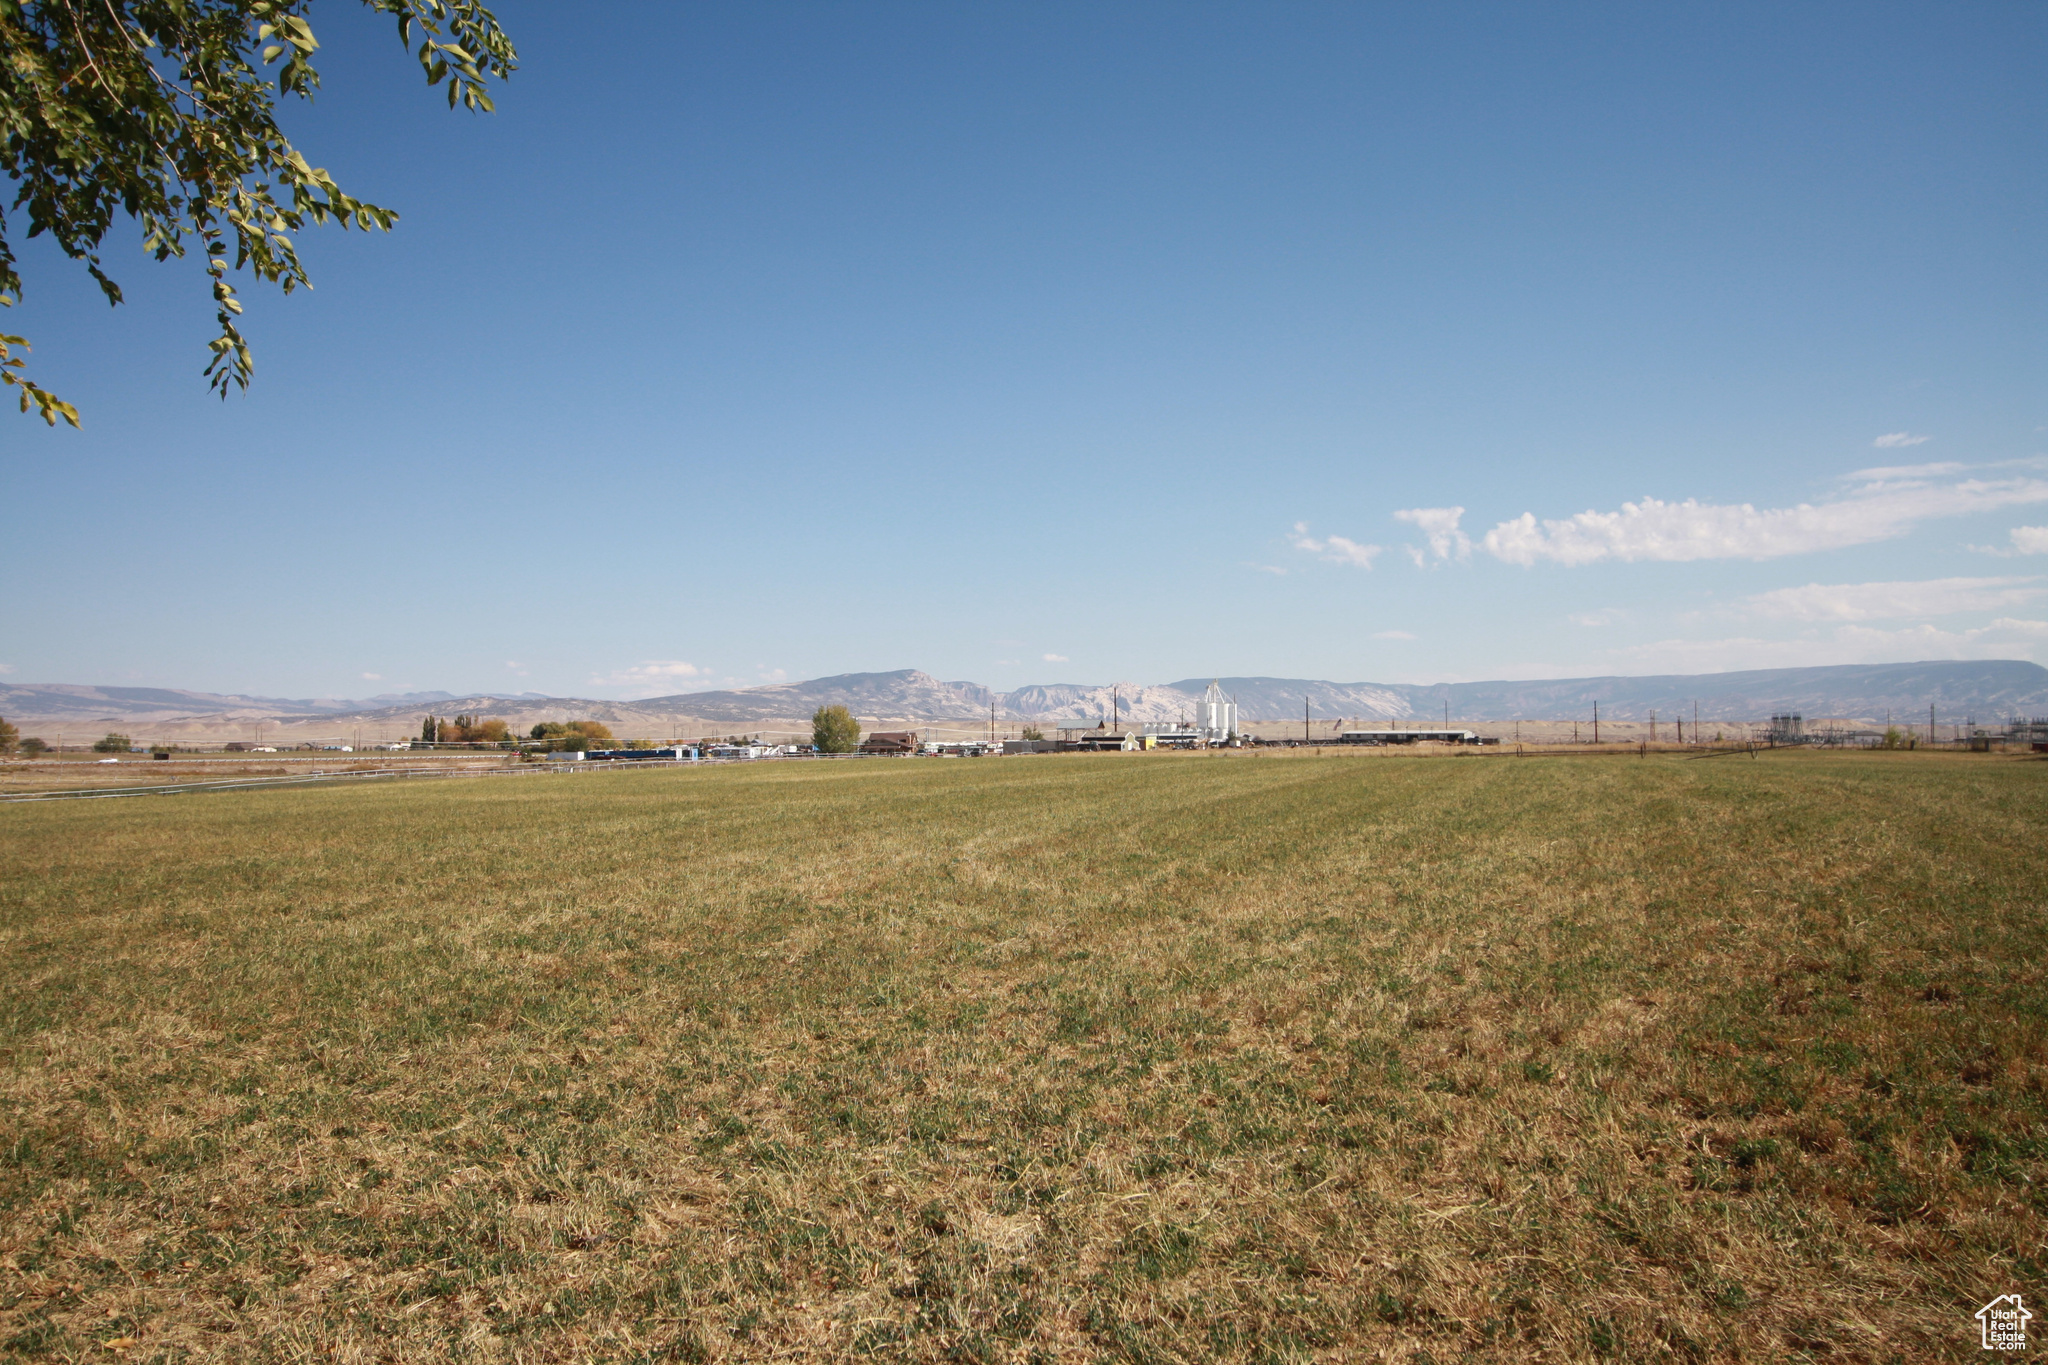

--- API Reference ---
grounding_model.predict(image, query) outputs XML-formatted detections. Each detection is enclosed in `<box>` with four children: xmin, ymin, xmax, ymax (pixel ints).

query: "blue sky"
<box><xmin>3</xmin><ymin>1</ymin><xmax>2044</xmax><ymax>700</ymax></box>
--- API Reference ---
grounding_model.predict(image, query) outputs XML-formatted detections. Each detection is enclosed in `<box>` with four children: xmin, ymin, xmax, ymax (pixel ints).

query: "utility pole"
<box><xmin>1443</xmin><ymin>699</ymin><xmax>1449</xmax><ymax>729</ymax></box>
<box><xmin>1593</xmin><ymin>700</ymin><xmax>1599</xmax><ymax>745</ymax></box>
<box><xmin>1930</xmin><ymin>702</ymin><xmax>1936</xmax><ymax>744</ymax></box>
<box><xmin>1304</xmin><ymin>694</ymin><xmax>1310</xmax><ymax>745</ymax></box>
<box><xmin>1650</xmin><ymin>710</ymin><xmax>1656</xmax><ymax>742</ymax></box>
<box><xmin>1693</xmin><ymin>700</ymin><xmax>1698</xmax><ymax>744</ymax></box>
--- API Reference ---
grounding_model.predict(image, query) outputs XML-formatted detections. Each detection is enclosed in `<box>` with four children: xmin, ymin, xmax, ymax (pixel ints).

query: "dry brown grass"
<box><xmin>0</xmin><ymin>756</ymin><xmax>534</xmax><ymax>796</ymax></box>
<box><xmin>0</xmin><ymin>748</ymin><xmax>2042</xmax><ymax>1362</ymax></box>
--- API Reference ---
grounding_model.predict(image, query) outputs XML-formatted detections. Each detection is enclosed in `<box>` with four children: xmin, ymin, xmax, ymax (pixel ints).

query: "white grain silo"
<box><xmin>1195</xmin><ymin>680</ymin><xmax>1237</xmax><ymax>743</ymax></box>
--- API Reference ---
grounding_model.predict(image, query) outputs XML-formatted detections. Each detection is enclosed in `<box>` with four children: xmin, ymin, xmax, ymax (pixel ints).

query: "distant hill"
<box><xmin>633</xmin><ymin>671</ymin><xmax>997</xmax><ymax>724</ymax></box>
<box><xmin>4</xmin><ymin>660</ymin><xmax>2043</xmax><ymax>733</ymax></box>
<box><xmin>0</xmin><ymin>683</ymin><xmax>544</xmax><ymax>728</ymax></box>
<box><xmin>1177</xmin><ymin>660</ymin><xmax>2048</xmax><ymax>722</ymax></box>
<box><xmin>635</xmin><ymin>672</ymin><xmax>1198</xmax><ymax>724</ymax></box>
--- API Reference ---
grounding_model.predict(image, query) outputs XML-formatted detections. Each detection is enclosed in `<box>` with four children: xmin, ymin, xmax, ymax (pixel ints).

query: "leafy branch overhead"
<box><xmin>0</xmin><ymin>1</ymin><xmax>515</xmax><ymax>425</ymax></box>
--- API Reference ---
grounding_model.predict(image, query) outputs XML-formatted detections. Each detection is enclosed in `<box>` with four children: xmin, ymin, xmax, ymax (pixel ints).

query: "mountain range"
<box><xmin>3</xmin><ymin>660</ymin><xmax>2043</xmax><ymax>735</ymax></box>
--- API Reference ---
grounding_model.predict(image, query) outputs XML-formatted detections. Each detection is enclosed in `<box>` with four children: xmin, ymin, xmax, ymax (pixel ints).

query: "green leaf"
<box><xmin>0</xmin><ymin>0</ymin><xmax>513</xmax><ymax>422</ymax></box>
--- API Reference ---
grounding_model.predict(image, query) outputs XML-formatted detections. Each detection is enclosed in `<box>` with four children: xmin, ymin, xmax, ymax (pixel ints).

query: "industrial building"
<box><xmin>1337</xmin><ymin>727</ymin><xmax>1485</xmax><ymax>746</ymax></box>
<box><xmin>1050</xmin><ymin>681</ymin><xmax>1240</xmax><ymax>748</ymax></box>
<box><xmin>1068</xmin><ymin>732</ymin><xmax>1141</xmax><ymax>751</ymax></box>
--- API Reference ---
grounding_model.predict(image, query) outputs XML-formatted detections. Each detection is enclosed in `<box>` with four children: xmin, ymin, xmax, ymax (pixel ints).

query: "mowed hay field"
<box><xmin>1</xmin><ymin>752</ymin><xmax>2043</xmax><ymax>1363</ymax></box>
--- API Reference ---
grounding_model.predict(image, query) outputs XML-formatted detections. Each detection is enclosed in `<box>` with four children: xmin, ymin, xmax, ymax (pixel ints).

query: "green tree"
<box><xmin>92</xmin><ymin>732</ymin><xmax>132</xmax><ymax>752</ymax></box>
<box><xmin>19</xmin><ymin>736</ymin><xmax>46</xmax><ymax>756</ymax></box>
<box><xmin>1020</xmin><ymin>726</ymin><xmax>1043</xmax><ymax>741</ymax></box>
<box><xmin>0</xmin><ymin>715</ymin><xmax>16</xmax><ymax>754</ymax></box>
<box><xmin>420</xmin><ymin>714</ymin><xmax>439</xmax><ymax>743</ymax></box>
<box><xmin>0</xmin><ymin>1</ymin><xmax>517</xmax><ymax>425</ymax></box>
<box><xmin>527</xmin><ymin>720</ymin><xmax>611</xmax><ymax>751</ymax></box>
<box><xmin>812</xmin><ymin>705</ymin><xmax>860</xmax><ymax>754</ymax></box>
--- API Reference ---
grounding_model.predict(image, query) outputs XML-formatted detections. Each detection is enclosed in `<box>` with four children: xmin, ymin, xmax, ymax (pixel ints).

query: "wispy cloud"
<box><xmin>1481</xmin><ymin>472</ymin><xmax>2048</xmax><ymax>566</ymax></box>
<box><xmin>1869</xmin><ymin>456</ymin><xmax>2047</xmax><ymax>478</ymax></box>
<box><xmin>504</xmin><ymin>661</ymin><xmax>530</xmax><ymax>677</ymax></box>
<box><xmin>590</xmin><ymin>660</ymin><xmax>708</xmax><ymax>698</ymax></box>
<box><xmin>1569</xmin><ymin>608</ymin><xmax>1626</xmax><ymax>627</ymax></box>
<box><xmin>0</xmin><ymin>664</ymin><xmax>13</xmax><ymax>675</ymax></box>
<box><xmin>1290</xmin><ymin>521</ymin><xmax>1382</xmax><ymax>568</ymax></box>
<box><xmin>1043</xmin><ymin>653</ymin><xmax>1069</xmax><ymax>663</ymax></box>
<box><xmin>1872</xmin><ymin>432</ymin><xmax>1931</xmax><ymax>449</ymax></box>
<box><xmin>360</xmin><ymin>672</ymin><xmax>383</xmax><ymax>681</ymax></box>
<box><xmin>1393</xmin><ymin>506</ymin><xmax>1471</xmax><ymax>564</ymax></box>
<box><xmin>2011</xmin><ymin>526</ymin><xmax>2048</xmax><ymax>555</ymax></box>
<box><xmin>1246</xmin><ymin>563</ymin><xmax>1288</xmax><ymax>575</ymax></box>
<box><xmin>1848</xmin><ymin>460</ymin><xmax>1966</xmax><ymax>481</ymax></box>
<box><xmin>1371</xmin><ymin>630</ymin><xmax>1416</xmax><ymax>640</ymax></box>
<box><xmin>1743</xmin><ymin>577</ymin><xmax>2045</xmax><ymax>622</ymax></box>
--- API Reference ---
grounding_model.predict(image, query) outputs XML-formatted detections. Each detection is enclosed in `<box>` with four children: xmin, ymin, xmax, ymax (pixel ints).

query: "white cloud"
<box><xmin>2011</xmin><ymin>526</ymin><xmax>2048</xmax><ymax>555</ymax></box>
<box><xmin>1246</xmin><ymin>563</ymin><xmax>1288</xmax><ymax>575</ymax></box>
<box><xmin>1371</xmin><ymin>630</ymin><xmax>1416</xmax><ymax>640</ymax></box>
<box><xmin>1848</xmin><ymin>617</ymin><xmax>2048</xmax><ymax>645</ymax></box>
<box><xmin>1743</xmin><ymin>576</ymin><xmax>2044</xmax><ymax>622</ymax></box>
<box><xmin>1290</xmin><ymin>521</ymin><xmax>1382</xmax><ymax>568</ymax></box>
<box><xmin>590</xmin><ymin>660</ymin><xmax>708</xmax><ymax>698</ymax></box>
<box><xmin>1043</xmin><ymin>653</ymin><xmax>1069</xmax><ymax>663</ymax></box>
<box><xmin>1872</xmin><ymin>432</ymin><xmax>1931</xmax><ymax>449</ymax></box>
<box><xmin>1481</xmin><ymin>473</ymin><xmax>2048</xmax><ymax>566</ymax></box>
<box><xmin>1848</xmin><ymin>460</ymin><xmax>1965</xmax><ymax>481</ymax></box>
<box><xmin>0</xmin><ymin>663</ymin><xmax>14</xmax><ymax>675</ymax></box>
<box><xmin>1569</xmin><ymin>608</ymin><xmax>1626</xmax><ymax>627</ymax></box>
<box><xmin>360</xmin><ymin>672</ymin><xmax>383</xmax><ymax>681</ymax></box>
<box><xmin>1394</xmin><ymin>506</ymin><xmax>1471</xmax><ymax>563</ymax></box>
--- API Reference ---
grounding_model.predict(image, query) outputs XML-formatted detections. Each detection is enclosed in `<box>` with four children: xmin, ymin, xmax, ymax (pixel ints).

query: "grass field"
<box><xmin>1</xmin><ymin>750</ymin><xmax>2042</xmax><ymax>1362</ymax></box>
